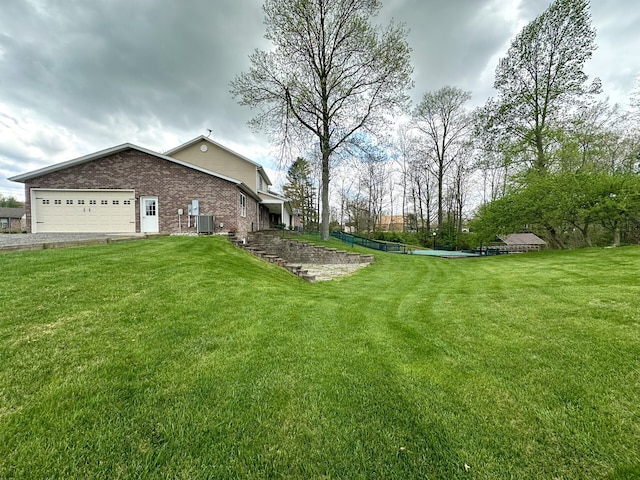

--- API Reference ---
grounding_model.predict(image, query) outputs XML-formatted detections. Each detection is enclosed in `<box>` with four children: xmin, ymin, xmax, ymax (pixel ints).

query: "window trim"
<box><xmin>240</xmin><ymin>193</ymin><xmax>247</xmax><ymax>218</ymax></box>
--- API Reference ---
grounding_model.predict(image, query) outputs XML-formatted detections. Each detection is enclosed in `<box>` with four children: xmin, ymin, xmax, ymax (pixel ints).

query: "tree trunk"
<box><xmin>416</xmin><ymin>182</ymin><xmax>425</xmax><ymax>232</ymax></box>
<box><xmin>535</xmin><ymin>128</ymin><xmax>547</xmax><ymax>173</ymax></box>
<box><xmin>321</xmin><ymin>146</ymin><xmax>330</xmax><ymax>240</ymax></box>
<box><xmin>577</xmin><ymin>222</ymin><xmax>592</xmax><ymax>247</ymax></box>
<box><xmin>546</xmin><ymin>224</ymin><xmax>566</xmax><ymax>249</ymax></box>
<box><xmin>613</xmin><ymin>226</ymin><xmax>621</xmax><ymax>247</ymax></box>
<box><xmin>437</xmin><ymin>168</ymin><xmax>444</xmax><ymax>230</ymax></box>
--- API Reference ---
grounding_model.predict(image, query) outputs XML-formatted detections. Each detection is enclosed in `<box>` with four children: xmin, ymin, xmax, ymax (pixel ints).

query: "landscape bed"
<box><xmin>0</xmin><ymin>236</ymin><xmax>638</xmax><ymax>479</ymax></box>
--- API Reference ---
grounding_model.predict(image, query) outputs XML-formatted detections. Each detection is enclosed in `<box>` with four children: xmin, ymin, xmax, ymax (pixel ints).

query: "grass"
<box><xmin>0</xmin><ymin>236</ymin><xmax>639</xmax><ymax>479</ymax></box>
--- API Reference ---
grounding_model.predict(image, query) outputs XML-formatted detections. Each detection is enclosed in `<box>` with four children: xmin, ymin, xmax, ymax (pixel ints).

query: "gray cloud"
<box><xmin>1</xmin><ymin>0</ymin><xmax>638</xmax><ymax>199</ymax></box>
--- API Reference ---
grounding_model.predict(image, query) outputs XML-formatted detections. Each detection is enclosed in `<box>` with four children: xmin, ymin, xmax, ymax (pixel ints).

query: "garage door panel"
<box><xmin>33</xmin><ymin>190</ymin><xmax>136</xmax><ymax>233</ymax></box>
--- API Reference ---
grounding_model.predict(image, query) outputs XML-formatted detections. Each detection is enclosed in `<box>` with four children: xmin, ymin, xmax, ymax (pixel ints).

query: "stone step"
<box><xmin>235</xmin><ymin>231</ymin><xmax>374</xmax><ymax>282</ymax></box>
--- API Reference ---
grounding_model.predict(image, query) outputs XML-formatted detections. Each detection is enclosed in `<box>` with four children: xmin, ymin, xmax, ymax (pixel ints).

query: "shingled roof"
<box><xmin>499</xmin><ymin>233</ymin><xmax>547</xmax><ymax>245</ymax></box>
<box><xmin>0</xmin><ymin>207</ymin><xmax>25</xmax><ymax>219</ymax></box>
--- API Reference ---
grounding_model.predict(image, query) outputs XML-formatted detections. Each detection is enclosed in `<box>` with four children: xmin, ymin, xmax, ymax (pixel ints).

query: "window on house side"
<box><xmin>240</xmin><ymin>193</ymin><xmax>246</xmax><ymax>218</ymax></box>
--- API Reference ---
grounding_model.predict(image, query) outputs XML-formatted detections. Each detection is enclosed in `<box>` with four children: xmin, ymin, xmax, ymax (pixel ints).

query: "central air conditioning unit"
<box><xmin>197</xmin><ymin>215</ymin><xmax>215</xmax><ymax>234</ymax></box>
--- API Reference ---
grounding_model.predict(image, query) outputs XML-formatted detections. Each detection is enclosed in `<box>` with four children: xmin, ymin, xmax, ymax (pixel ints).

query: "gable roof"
<box><xmin>9</xmin><ymin>143</ymin><xmax>235</xmax><ymax>183</ymax></box>
<box><xmin>500</xmin><ymin>233</ymin><xmax>547</xmax><ymax>245</ymax></box>
<box><xmin>8</xmin><ymin>143</ymin><xmax>262</xmax><ymax>202</ymax></box>
<box><xmin>0</xmin><ymin>207</ymin><xmax>25</xmax><ymax>219</ymax></box>
<box><xmin>165</xmin><ymin>136</ymin><xmax>273</xmax><ymax>186</ymax></box>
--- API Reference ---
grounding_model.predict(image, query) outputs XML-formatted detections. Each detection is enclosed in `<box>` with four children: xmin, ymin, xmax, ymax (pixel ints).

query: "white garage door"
<box><xmin>32</xmin><ymin>189</ymin><xmax>136</xmax><ymax>233</ymax></box>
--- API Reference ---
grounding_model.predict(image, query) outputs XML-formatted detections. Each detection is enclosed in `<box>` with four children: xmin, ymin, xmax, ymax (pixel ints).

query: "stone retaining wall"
<box><xmin>229</xmin><ymin>230</ymin><xmax>374</xmax><ymax>281</ymax></box>
<box><xmin>247</xmin><ymin>231</ymin><xmax>374</xmax><ymax>264</ymax></box>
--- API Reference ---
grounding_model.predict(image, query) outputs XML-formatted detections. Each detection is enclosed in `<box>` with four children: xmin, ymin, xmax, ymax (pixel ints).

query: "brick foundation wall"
<box><xmin>22</xmin><ymin>149</ymin><xmax>260</xmax><ymax>237</ymax></box>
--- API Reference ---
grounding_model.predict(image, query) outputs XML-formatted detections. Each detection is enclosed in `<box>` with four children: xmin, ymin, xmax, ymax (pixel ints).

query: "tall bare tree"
<box><xmin>413</xmin><ymin>86</ymin><xmax>473</xmax><ymax>230</ymax></box>
<box><xmin>231</xmin><ymin>0</ymin><xmax>413</xmax><ymax>239</ymax></box>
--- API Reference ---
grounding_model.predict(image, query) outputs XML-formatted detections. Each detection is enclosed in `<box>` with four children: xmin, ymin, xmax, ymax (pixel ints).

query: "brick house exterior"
<box><xmin>11</xmin><ymin>144</ymin><xmax>270</xmax><ymax>239</ymax></box>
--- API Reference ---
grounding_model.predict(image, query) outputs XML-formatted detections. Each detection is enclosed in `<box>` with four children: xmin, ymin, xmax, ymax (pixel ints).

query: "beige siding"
<box><xmin>170</xmin><ymin>142</ymin><xmax>258</xmax><ymax>192</ymax></box>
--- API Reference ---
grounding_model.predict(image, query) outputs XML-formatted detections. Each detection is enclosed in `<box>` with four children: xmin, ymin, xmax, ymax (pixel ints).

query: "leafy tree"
<box><xmin>590</xmin><ymin>173</ymin><xmax>640</xmax><ymax>246</ymax></box>
<box><xmin>631</xmin><ymin>75</ymin><xmax>640</xmax><ymax>113</ymax></box>
<box><xmin>231</xmin><ymin>0</ymin><xmax>413</xmax><ymax>239</ymax></box>
<box><xmin>471</xmin><ymin>171</ymin><xmax>640</xmax><ymax>248</ymax></box>
<box><xmin>0</xmin><ymin>194</ymin><xmax>23</xmax><ymax>208</ymax></box>
<box><xmin>282</xmin><ymin>157</ymin><xmax>317</xmax><ymax>228</ymax></box>
<box><xmin>492</xmin><ymin>0</ymin><xmax>600</xmax><ymax>173</ymax></box>
<box><xmin>556</xmin><ymin>101</ymin><xmax>626</xmax><ymax>173</ymax></box>
<box><xmin>413</xmin><ymin>86</ymin><xmax>473</xmax><ymax>230</ymax></box>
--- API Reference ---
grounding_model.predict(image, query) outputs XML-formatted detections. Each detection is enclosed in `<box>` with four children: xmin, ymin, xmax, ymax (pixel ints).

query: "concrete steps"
<box><xmin>229</xmin><ymin>231</ymin><xmax>317</xmax><ymax>281</ymax></box>
<box><xmin>229</xmin><ymin>230</ymin><xmax>375</xmax><ymax>281</ymax></box>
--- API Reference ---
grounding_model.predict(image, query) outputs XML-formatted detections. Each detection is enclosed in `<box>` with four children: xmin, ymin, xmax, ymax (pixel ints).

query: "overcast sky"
<box><xmin>1</xmin><ymin>0</ymin><xmax>638</xmax><ymax>200</ymax></box>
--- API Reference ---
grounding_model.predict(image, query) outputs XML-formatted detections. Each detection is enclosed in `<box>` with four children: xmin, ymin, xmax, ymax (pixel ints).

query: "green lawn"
<box><xmin>1</xmin><ymin>236</ymin><xmax>639</xmax><ymax>479</ymax></box>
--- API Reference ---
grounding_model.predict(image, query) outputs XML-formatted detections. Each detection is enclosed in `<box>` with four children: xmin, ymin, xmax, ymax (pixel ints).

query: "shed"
<box><xmin>498</xmin><ymin>233</ymin><xmax>547</xmax><ymax>251</ymax></box>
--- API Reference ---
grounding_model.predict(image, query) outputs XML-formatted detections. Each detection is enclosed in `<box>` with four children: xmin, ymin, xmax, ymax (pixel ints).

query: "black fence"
<box><xmin>331</xmin><ymin>231</ymin><xmax>408</xmax><ymax>253</ymax></box>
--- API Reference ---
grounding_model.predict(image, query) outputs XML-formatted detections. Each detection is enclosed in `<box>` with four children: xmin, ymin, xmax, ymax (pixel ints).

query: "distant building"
<box><xmin>498</xmin><ymin>233</ymin><xmax>547</xmax><ymax>251</ymax></box>
<box><xmin>377</xmin><ymin>215</ymin><xmax>406</xmax><ymax>232</ymax></box>
<box><xmin>0</xmin><ymin>207</ymin><xmax>25</xmax><ymax>232</ymax></box>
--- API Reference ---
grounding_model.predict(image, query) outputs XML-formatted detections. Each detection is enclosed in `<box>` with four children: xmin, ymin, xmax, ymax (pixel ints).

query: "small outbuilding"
<box><xmin>498</xmin><ymin>233</ymin><xmax>547</xmax><ymax>251</ymax></box>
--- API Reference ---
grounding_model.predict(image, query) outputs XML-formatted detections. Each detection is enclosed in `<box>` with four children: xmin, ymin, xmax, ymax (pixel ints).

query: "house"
<box><xmin>498</xmin><ymin>233</ymin><xmax>547</xmax><ymax>251</ymax></box>
<box><xmin>0</xmin><ymin>207</ymin><xmax>25</xmax><ymax>232</ymax></box>
<box><xmin>8</xmin><ymin>137</ymin><xmax>296</xmax><ymax>239</ymax></box>
<box><xmin>165</xmin><ymin>136</ymin><xmax>297</xmax><ymax>230</ymax></box>
<box><xmin>377</xmin><ymin>215</ymin><xmax>406</xmax><ymax>232</ymax></box>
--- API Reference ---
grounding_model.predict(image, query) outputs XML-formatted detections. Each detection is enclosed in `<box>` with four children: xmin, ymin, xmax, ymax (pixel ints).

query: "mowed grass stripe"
<box><xmin>0</xmin><ymin>237</ymin><xmax>638</xmax><ymax>479</ymax></box>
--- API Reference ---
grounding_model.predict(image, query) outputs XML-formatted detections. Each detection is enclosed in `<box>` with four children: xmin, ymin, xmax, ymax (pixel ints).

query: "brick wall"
<box><xmin>0</xmin><ymin>218</ymin><xmax>24</xmax><ymax>232</ymax></box>
<box><xmin>23</xmin><ymin>149</ymin><xmax>263</xmax><ymax>237</ymax></box>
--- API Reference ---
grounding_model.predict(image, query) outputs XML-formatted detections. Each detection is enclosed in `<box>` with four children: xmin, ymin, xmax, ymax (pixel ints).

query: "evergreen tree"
<box><xmin>282</xmin><ymin>157</ymin><xmax>317</xmax><ymax>229</ymax></box>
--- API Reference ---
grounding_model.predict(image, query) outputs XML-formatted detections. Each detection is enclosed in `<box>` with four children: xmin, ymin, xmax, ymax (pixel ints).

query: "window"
<box><xmin>42</xmin><ymin>199</ymin><xmax>50</xmax><ymax>205</ymax></box>
<box><xmin>66</xmin><ymin>199</ymin><xmax>73</xmax><ymax>205</ymax></box>
<box><xmin>0</xmin><ymin>219</ymin><xmax>8</xmax><ymax>229</ymax></box>
<box><xmin>101</xmin><ymin>200</ymin><xmax>108</xmax><ymax>205</ymax></box>
<box><xmin>89</xmin><ymin>200</ymin><xmax>97</xmax><ymax>205</ymax></box>
<box><xmin>54</xmin><ymin>200</ymin><xmax>62</xmax><ymax>205</ymax></box>
<box><xmin>145</xmin><ymin>200</ymin><xmax>157</xmax><ymax>216</ymax></box>
<box><xmin>240</xmin><ymin>193</ymin><xmax>246</xmax><ymax>217</ymax></box>
<box><xmin>78</xmin><ymin>200</ymin><xmax>85</xmax><ymax>205</ymax></box>
<box><xmin>112</xmin><ymin>200</ymin><xmax>119</xmax><ymax>205</ymax></box>
<box><xmin>124</xmin><ymin>200</ymin><xmax>131</xmax><ymax>205</ymax></box>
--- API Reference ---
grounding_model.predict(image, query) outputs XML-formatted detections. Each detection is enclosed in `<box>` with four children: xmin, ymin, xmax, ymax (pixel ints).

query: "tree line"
<box><xmin>233</xmin><ymin>0</ymin><xmax>640</xmax><ymax>248</ymax></box>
